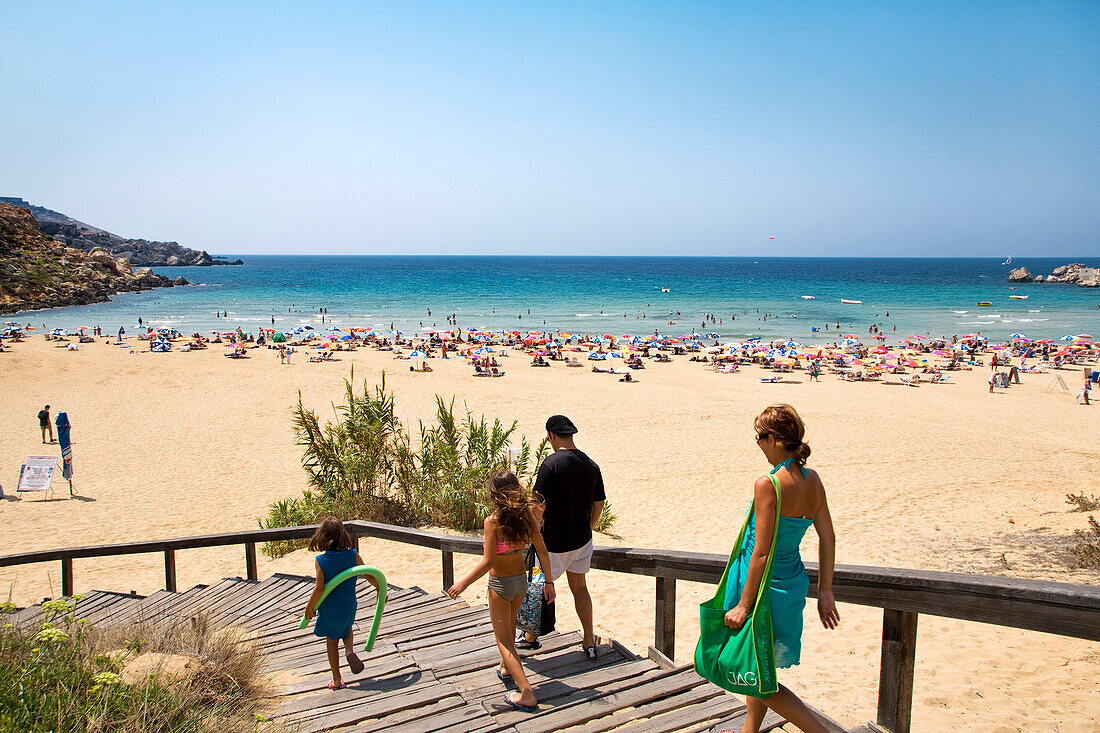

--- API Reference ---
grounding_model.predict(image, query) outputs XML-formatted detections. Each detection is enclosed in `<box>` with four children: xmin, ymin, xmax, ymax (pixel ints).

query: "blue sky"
<box><xmin>2</xmin><ymin>2</ymin><xmax>1097</xmax><ymax>256</ymax></box>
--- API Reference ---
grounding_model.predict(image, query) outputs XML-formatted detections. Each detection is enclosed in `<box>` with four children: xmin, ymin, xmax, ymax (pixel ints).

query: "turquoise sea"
<box><xmin>18</xmin><ymin>257</ymin><xmax>1099</xmax><ymax>344</ymax></box>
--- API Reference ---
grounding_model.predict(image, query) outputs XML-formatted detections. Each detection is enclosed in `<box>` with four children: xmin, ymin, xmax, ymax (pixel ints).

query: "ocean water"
<box><xmin>17</xmin><ymin>257</ymin><xmax>1099</xmax><ymax>343</ymax></box>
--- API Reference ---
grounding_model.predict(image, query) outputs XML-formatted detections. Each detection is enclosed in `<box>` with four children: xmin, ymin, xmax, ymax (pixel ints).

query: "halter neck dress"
<box><xmin>722</xmin><ymin>458</ymin><xmax>814</xmax><ymax>668</ymax></box>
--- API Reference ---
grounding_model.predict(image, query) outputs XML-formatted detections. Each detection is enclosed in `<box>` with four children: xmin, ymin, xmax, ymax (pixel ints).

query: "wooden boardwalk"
<box><xmin>11</xmin><ymin>574</ymin><xmax>788</xmax><ymax>732</ymax></box>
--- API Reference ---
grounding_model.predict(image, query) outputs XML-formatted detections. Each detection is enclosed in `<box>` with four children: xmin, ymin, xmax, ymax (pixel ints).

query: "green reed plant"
<box><xmin>259</xmin><ymin>370</ymin><xmax>603</xmax><ymax>557</ymax></box>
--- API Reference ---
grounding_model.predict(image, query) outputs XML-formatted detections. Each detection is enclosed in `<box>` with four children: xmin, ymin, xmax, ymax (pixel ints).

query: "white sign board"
<box><xmin>18</xmin><ymin>456</ymin><xmax>58</xmax><ymax>493</ymax></box>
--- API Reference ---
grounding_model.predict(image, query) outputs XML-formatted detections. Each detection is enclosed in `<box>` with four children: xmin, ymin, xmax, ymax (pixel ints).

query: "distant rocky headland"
<box><xmin>0</xmin><ymin>197</ymin><xmax>242</xmax><ymax>267</ymax></box>
<box><xmin>1006</xmin><ymin>263</ymin><xmax>1098</xmax><ymax>287</ymax></box>
<box><xmin>0</xmin><ymin>202</ymin><xmax>190</xmax><ymax>315</ymax></box>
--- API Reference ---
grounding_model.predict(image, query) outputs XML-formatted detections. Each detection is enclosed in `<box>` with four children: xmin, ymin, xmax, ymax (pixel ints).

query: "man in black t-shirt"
<box><xmin>521</xmin><ymin>414</ymin><xmax>605</xmax><ymax>659</ymax></box>
<box><xmin>38</xmin><ymin>405</ymin><xmax>54</xmax><ymax>443</ymax></box>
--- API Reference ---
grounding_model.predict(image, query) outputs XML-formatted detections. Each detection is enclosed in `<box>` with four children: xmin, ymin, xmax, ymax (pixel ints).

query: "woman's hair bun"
<box><xmin>755</xmin><ymin>404</ymin><xmax>810</xmax><ymax>466</ymax></box>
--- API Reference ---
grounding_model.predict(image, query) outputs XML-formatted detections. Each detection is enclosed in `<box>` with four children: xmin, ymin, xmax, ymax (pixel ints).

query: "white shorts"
<box><xmin>547</xmin><ymin>540</ymin><xmax>593</xmax><ymax>582</ymax></box>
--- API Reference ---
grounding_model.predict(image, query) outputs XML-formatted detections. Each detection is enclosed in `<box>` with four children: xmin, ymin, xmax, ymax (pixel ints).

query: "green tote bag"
<box><xmin>694</xmin><ymin>474</ymin><xmax>782</xmax><ymax>698</ymax></box>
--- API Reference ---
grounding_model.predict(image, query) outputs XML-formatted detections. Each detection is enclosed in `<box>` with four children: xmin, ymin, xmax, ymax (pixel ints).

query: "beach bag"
<box><xmin>516</xmin><ymin>545</ymin><xmax>555</xmax><ymax>635</ymax></box>
<box><xmin>694</xmin><ymin>474</ymin><xmax>782</xmax><ymax>698</ymax></box>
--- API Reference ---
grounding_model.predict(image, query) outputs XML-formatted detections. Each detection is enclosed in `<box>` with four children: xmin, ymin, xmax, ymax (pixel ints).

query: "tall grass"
<box><xmin>0</xmin><ymin>598</ymin><xmax>275</xmax><ymax>732</ymax></box>
<box><xmin>259</xmin><ymin>370</ymin><xmax>586</xmax><ymax>557</ymax></box>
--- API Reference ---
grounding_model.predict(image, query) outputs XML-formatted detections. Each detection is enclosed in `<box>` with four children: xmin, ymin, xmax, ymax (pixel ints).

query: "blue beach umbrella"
<box><xmin>406</xmin><ymin>350</ymin><xmax>427</xmax><ymax>358</ymax></box>
<box><xmin>1008</xmin><ymin>333</ymin><xmax>1026</xmax><ymax>339</ymax></box>
<box><xmin>1059</xmin><ymin>335</ymin><xmax>1076</xmax><ymax>341</ymax></box>
<box><xmin>55</xmin><ymin>411</ymin><xmax>74</xmax><ymax>496</ymax></box>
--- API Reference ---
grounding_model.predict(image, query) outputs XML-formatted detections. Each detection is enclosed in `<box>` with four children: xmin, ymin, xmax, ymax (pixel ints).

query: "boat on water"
<box><xmin>800</xmin><ymin>295</ymin><xmax>815</xmax><ymax>300</ymax></box>
<box><xmin>977</xmin><ymin>302</ymin><xmax>992</xmax><ymax>306</ymax></box>
<box><xmin>840</xmin><ymin>299</ymin><xmax>862</xmax><ymax>304</ymax></box>
<box><xmin>1003</xmin><ymin>255</ymin><xmax>1012</xmax><ymax>265</ymax></box>
<box><xmin>1009</xmin><ymin>295</ymin><xmax>1028</xmax><ymax>300</ymax></box>
<box><xmin>661</xmin><ymin>287</ymin><xmax>670</xmax><ymax>293</ymax></box>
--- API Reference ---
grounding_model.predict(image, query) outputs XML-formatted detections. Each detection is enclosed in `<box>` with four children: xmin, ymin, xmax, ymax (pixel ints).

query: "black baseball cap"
<box><xmin>545</xmin><ymin>415</ymin><xmax>578</xmax><ymax>435</ymax></box>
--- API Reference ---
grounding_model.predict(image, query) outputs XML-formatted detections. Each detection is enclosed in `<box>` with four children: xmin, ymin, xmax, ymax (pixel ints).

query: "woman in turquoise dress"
<box><xmin>722</xmin><ymin>404</ymin><xmax>840</xmax><ymax>733</ymax></box>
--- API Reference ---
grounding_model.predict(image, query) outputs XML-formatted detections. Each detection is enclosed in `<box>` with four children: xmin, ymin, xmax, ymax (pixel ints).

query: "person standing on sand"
<box><xmin>39</xmin><ymin>405</ymin><xmax>55</xmax><ymax>443</ymax></box>
<box><xmin>519</xmin><ymin>415</ymin><xmax>605</xmax><ymax>660</ymax></box>
<box><xmin>716</xmin><ymin>404</ymin><xmax>839</xmax><ymax>733</ymax></box>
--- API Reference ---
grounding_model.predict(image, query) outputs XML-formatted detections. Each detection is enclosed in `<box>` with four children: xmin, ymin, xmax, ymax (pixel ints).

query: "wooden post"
<box><xmin>655</xmin><ymin>575</ymin><xmax>676</xmax><ymax>660</ymax></box>
<box><xmin>61</xmin><ymin>557</ymin><xmax>73</xmax><ymax>597</ymax></box>
<box><xmin>164</xmin><ymin>548</ymin><xmax>177</xmax><ymax>592</ymax></box>
<box><xmin>245</xmin><ymin>542</ymin><xmax>258</xmax><ymax>581</ymax></box>
<box><xmin>877</xmin><ymin>608</ymin><xmax>918</xmax><ymax>733</ymax></box>
<box><xmin>442</xmin><ymin>550</ymin><xmax>454</xmax><ymax>592</ymax></box>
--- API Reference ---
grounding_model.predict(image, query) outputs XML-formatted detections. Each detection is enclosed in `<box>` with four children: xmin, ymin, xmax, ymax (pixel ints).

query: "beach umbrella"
<box><xmin>1059</xmin><ymin>335</ymin><xmax>1076</xmax><ymax>341</ymax></box>
<box><xmin>406</xmin><ymin>350</ymin><xmax>427</xmax><ymax>358</ymax></box>
<box><xmin>1008</xmin><ymin>333</ymin><xmax>1026</xmax><ymax>339</ymax></box>
<box><xmin>55</xmin><ymin>411</ymin><xmax>74</xmax><ymax>496</ymax></box>
<box><xmin>1077</xmin><ymin>333</ymin><xmax>1093</xmax><ymax>339</ymax></box>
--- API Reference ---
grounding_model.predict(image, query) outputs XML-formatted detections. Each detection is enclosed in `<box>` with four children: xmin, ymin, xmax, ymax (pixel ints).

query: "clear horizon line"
<box><xmin>203</xmin><ymin>253</ymin><xmax>1098</xmax><ymax>260</ymax></box>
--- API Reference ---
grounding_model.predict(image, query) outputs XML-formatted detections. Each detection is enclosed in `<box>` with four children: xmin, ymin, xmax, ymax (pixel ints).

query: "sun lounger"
<box><xmin>760</xmin><ymin>376</ymin><xmax>782</xmax><ymax>383</ymax></box>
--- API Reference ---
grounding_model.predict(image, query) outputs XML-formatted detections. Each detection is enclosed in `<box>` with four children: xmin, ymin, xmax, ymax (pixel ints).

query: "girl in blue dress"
<box><xmin>302</xmin><ymin>517</ymin><xmax>379</xmax><ymax>690</ymax></box>
<box><xmin>722</xmin><ymin>404</ymin><xmax>840</xmax><ymax>733</ymax></box>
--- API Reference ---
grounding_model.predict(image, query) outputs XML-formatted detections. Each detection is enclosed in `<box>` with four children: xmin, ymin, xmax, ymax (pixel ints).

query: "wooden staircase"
<box><xmin>10</xmin><ymin>573</ymin><xmax>795</xmax><ymax>732</ymax></box>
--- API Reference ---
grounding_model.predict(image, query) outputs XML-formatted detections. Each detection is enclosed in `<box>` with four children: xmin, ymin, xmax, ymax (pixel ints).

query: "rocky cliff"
<box><xmin>1006</xmin><ymin>264</ymin><xmax>1098</xmax><ymax>287</ymax></box>
<box><xmin>0</xmin><ymin>197</ymin><xmax>242</xmax><ymax>267</ymax></box>
<box><xmin>0</xmin><ymin>203</ymin><xmax>187</xmax><ymax>315</ymax></box>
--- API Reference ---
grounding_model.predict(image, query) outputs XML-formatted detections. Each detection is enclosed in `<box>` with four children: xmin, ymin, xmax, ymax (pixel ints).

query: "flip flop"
<box><xmin>584</xmin><ymin>645</ymin><xmax>598</xmax><ymax>661</ymax></box>
<box><xmin>346</xmin><ymin>651</ymin><xmax>364</xmax><ymax>675</ymax></box>
<box><xmin>496</xmin><ymin>668</ymin><xmax>514</xmax><ymax>685</ymax></box>
<box><xmin>515</xmin><ymin>638</ymin><xmax>541</xmax><ymax>650</ymax></box>
<box><xmin>503</xmin><ymin>693</ymin><xmax>538</xmax><ymax>713</ymax></box>
<box><xmin>327</xmin><ymin>681</ymin><xmax>345</xmax><ymax>691</ymax></box>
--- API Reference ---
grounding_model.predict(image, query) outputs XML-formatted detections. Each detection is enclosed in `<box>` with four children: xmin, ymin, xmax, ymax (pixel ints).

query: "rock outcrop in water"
<box><xmin>1005</xmin><ymin>263</ymin><xmax>1098</xmax><ymax>287</ymax></box>
<box><xmin>0</xmin><ymin>197</ymin><xmax>242</xmax><ymax>267</ymax></box>
<box><xmin>0</xmin><ymin>202</ymin><xmax>181</xmax><ymax>315</ymax></box>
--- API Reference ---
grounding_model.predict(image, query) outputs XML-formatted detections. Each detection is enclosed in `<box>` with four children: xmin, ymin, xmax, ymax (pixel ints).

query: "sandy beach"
<box><xmin>2</xmin><ymin>337</ymin><xmax>1097</xmax><ymax>731</ymax></box>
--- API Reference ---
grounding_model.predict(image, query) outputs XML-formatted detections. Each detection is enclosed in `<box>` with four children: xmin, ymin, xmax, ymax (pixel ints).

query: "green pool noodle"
<box><xmin>299</xmin><ymin>565</ymin><xmax>388</xmax><ymax>652</ymax></box>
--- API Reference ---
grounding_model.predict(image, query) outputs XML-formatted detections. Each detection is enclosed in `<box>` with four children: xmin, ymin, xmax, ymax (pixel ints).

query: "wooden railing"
<box><xmin>2</xmin><ymin>521</ymin><xmax>1098</xmax><ymax>733</ymax></box>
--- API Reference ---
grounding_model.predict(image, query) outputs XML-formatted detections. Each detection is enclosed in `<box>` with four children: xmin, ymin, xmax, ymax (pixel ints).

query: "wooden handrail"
<box><xmin>2</xmin><ymin>520</ymin><xmax>1098</xmax><ymax>733</ymax></box>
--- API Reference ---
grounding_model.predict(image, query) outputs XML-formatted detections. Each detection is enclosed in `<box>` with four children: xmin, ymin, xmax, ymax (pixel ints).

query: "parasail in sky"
<box><xmin>768</xmin><ymin>235</ymin><xmax>775</xmax><ymax>240</ymax></box>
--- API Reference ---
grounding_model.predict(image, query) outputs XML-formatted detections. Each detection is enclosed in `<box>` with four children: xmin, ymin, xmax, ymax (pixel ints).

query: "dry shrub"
<box><xmin>1068</xmin><ymin>515</ymin><xmax>1100</xmax><ymax>569</ymax></box>
<box><xmin>1066</xmin><ymin>493</ymin><xmax>1100</xmax><ymax>512</ymax></box>
<box><xmin>88</xmin><ymin>613</ymin><xmax>272</xmax><ymax>721</ymax></box>
<box><xmin>0</xmin><ymin>598</ymin><xmax>281</xmax><ymax>733</ymax></box>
